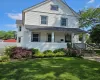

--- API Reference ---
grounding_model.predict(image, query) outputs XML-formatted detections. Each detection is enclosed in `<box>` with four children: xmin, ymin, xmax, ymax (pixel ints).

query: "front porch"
<box><xmin>20</xmin><ymin>27</ymin><xmax>87</xmax><ymax>51</ymax></box>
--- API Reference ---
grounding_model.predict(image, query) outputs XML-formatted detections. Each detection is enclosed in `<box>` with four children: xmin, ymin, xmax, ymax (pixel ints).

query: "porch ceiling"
<box><xmin>25</xmin><ymin>25</ymin><xmax>87</xmax><ymax>34</ymax></box>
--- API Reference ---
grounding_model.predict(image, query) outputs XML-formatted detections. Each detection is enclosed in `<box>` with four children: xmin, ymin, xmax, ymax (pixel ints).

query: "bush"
<box><xmin>32</xmin><ymin>48</ymin><xmax>41</xmax><ymax>57</ymax></box>
<box><xmin>4</xmin><ymin>47</ymin><xmax>32</xmax><ymax>59</ymax></box>
<box><xmin>32</xmin><ymin>48</ymin><xmax>40</xmax><ymax>54</ymax></box>
<box><xmin>0</xmin><ymin>55</ymin><xmax>10</xmax><ymax>62</ymax></box>
<box><xmin>43</xmin><ymin>50</ymin><xmax>53</xmax><ymax>54</ymax></box>
<box><xmin>67</xmin><ymin>43</ymin><xmax>72</xmax><ymax>49</ymax></box>
<box><xmin>53</xmin><ymin>48</ymin><xmax>66</xmax><ymax>53</ymax></box>
<box><xmin>4</xmin><ymin>46</ymin><xmax>16</xmax><ymax>57</ymax></box>
<box><xmin>55</xmin><ymin>51</ymin><xmax>65</xmax><ymax>57</ymax></box>
<box><xmin>12</xmin><ymin>47</ymin><xmax>32</xmax><ymax>59</ymax></box>
<box><xmin>34</xmin><ymin>53</ymin><xmax>44</xmax><ymax>58</ymax></box>
<box><xmin>67</xmin><ymin>49</ymin><xmax>82</xmax><ymax>57</ymax></box>
<box><xmin>44</xmin><ymin>53</ymin><xmax>55</xmax><ymax>57</ymax></box>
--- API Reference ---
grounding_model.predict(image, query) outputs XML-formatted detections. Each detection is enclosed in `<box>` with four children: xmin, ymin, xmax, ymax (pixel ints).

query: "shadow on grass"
<box><xmin>0</xmin><ymin>57</ymin><xmax>100</xmax><ymax>80</ymax></box>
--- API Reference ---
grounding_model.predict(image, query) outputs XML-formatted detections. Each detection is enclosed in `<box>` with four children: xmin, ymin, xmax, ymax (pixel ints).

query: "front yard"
<box><xmin>0</xmin><ymin>57</ymin><xmax>100</xmax><ymax>80</ymax></box>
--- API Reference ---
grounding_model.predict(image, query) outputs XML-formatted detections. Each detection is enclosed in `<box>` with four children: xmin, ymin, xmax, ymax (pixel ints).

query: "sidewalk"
<box><xmin>84</xmin><ymin>56</ymin><xmax>100</xmax><ymax>62</ymax></box>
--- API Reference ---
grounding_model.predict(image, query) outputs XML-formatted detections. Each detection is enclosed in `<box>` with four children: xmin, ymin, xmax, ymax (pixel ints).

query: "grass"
<box><xmin>0</xmin><ymin>57</ymin><xmax>100</xmax><ymax>80</ymax></box>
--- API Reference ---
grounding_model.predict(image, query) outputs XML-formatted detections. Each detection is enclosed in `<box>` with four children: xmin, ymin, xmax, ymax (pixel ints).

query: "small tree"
<box><xmin>90</xmin><ymin>24</ymin><xmax>100</xmax><ymax>47</ymax></box>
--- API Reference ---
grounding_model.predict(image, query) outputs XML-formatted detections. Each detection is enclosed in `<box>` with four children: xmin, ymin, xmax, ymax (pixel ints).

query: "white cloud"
<box><xmin>5</xmin><ymin>24</ymin><xmax>16</xmax><ymax>28</ymax></box>
<box><xmin>7</xmin><ymin>13</ymin><xmax>22</xmax><ymax>20</ymax></box>
<box><xmin>88</xmin><ymin>0</ymin><xmax>95</xmax><ymax>4</ymax></box>
<box><xmin>96</xmin><ymin>4</ymin><xmax>100</xmax><ymax>8</ymax></box>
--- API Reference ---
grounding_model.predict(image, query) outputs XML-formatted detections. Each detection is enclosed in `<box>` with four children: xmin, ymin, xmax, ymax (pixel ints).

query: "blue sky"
<box><xmin>0</xmin><ymin>0</ymin><xmax>100</xmax><ymax>31</ymax></box>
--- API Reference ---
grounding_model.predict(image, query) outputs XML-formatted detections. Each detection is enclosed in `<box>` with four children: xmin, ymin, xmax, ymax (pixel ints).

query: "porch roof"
<box><xmin>25</xmin><ymin>25</ymin><xmax>87</xmax><ymax>34</ymax></box>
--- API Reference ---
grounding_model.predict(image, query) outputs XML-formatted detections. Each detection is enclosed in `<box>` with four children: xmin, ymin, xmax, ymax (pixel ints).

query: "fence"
<box><xmin>0</xmin><ymin>42</ymin><xmax>17</xmax><ymax>55</ymax></box>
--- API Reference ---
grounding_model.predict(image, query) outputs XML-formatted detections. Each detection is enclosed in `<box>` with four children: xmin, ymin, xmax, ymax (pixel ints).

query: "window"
<box><xmin>47</xmin><ymin>34</ymin><xmax>51</xmax><ymax>42</ymax></box>
<box><xmin>32</xmin><ymin>33</ymin><xmax>40</xmax><ymax>42</ymax></box>
<box><xmin>19</xmin><ymin>26</ymin><xmax>21</xmax><ymax>31</ymax></box>
<box><xmin>61</xmin><ymin>18</ymin><xmax>68</xmax><ymax>26</ymax></box>
<box><xmin>51</xmin><ymin>5</ymin><xmax>58</xmax><ymax>11</ymax></box>
<box><xmin>41</xmin><ymin>16</ymin><xmax>48</xmax><ymax>24</ymax></box>
<box><xmin>18</xmin><ymin>37</ymin><xmax>21</xmax><ymax>43</ymax></box>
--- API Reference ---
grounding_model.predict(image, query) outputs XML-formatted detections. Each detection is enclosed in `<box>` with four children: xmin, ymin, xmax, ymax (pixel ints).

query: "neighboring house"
<box><xmin>16</xmin><ymin>0</ymin><xmax>86</xmax><ymax>51</ymax></box>
<box><xmin>3</xmin><ymin>39</ymin><xmax>16</xmax><ymax>42</ymax></box>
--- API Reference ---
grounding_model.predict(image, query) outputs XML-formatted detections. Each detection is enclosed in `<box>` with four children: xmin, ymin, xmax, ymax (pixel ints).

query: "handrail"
<box><xmin>74</xmin><ymin>43</ymin><xmax>96</xmax><ymax>56</ymax></box>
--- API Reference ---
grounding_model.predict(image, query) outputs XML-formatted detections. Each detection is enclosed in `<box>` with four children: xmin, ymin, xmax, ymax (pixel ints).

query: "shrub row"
<box><xmin>0</xmin><ymin>55</ymin><xmax>10</xmax><ymax>62</ymax></box>
<box><xmin>4</xmin><ymin>47</ymin><xmax>82</xmax><ymax>59</ymax></box>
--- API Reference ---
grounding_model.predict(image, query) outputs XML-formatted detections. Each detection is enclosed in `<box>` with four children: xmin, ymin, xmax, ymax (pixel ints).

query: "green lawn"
<box><xmin>0</xmin><ymin>57</ymin><xmax>100</xmax><ymax>80</ymax></box>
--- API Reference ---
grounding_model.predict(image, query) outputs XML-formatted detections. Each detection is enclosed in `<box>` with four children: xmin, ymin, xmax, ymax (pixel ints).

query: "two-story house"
<box><xmin>16</xmin><ymin>0</ymin><xmax>86</xmax><ymax>51</ymax></box>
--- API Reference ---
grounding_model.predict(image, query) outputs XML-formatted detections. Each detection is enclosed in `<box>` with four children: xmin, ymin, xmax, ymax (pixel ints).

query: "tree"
<box><xmin>0</xmin><ymin>31</ymin><xmax>16</xmax><ymax>40</ymax></box>
<box><xmin>90</xmin><ymin>24</ymin><xmax>100</xmax><ymax>44</ymax></box>
<box><xmin>79</xmin><ymin>8</ymin><xmax>100</xmax><ymax>28</ymax></box>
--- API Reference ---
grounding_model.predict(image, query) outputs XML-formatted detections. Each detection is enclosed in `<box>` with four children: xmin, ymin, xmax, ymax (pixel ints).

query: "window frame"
<box><xmin>61</xmin><ymin>18</ymin><xmax>68</xmax><ymax>26</ymax></box>
<box><xmin>19</xmin><ymin>26</ymin><xmax>22</xmax><ymax>31</ymax></box>
<box><xmin>41</xmin><ymin>15</ymin><xmax>48</xmax><ymax>25</ymax></box>
<box><xmin>18</xmin><ymin>37</ymin><xmax>21</xmax><ymax>43</ymax></box>
<box><xmin>31</xmin><ymin>33</ymin><xmax>40</xmax><ymax>42</ymax></box>
<box><xmin>51</xmin><ymin>5</ymin><xmax>59</xmax><ymax>11</ymax></box>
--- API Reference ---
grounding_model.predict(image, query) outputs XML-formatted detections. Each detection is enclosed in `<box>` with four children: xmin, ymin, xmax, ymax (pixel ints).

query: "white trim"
<box><xmin>52</xmin><ymin>32</ymin><xmax>55</xmax><ymax>42</ymax></box>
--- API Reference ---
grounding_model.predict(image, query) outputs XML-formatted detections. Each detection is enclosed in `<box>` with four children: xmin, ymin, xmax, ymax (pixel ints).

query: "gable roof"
<box><xmin>23</xmin><ymin>0</ymin><xmax>51</xmax><ymax>12</ymax></box>
<box><xmin>23</xmin><ymin>0</ymin><xmax>79</xmax><ymax>17</ymax></box>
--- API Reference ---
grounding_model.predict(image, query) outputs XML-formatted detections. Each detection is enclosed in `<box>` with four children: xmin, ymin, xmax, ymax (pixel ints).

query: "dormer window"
<box><xmin>51</xmin><ymin>5</ymin><xmax>58</xmax><ymax>11</ymax></box>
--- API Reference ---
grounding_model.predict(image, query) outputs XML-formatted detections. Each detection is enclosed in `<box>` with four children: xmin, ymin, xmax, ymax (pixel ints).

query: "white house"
<box><xmin>16</xmin><ymin>0</ymin><xmax>86</xmax><ymax>52</ymax></box>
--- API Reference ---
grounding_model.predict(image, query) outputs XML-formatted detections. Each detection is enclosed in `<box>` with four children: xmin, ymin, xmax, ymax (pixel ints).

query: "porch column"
<box><xmin>52</xmin><ymin>32</ymin><xmax>54</xmax><ymax>42</ymax></box>
<box><xmin>71</xmin><ymin>33</ymin><xmax>74</xmax><ymax>48</ymax></box>
<box><xmin>29</xmin><ymin>31</ymin><xmax>32</xmax><ymax>42</ymax></box>
<box><xmin>82</xmin><ymin>34</ymin><xmax>86</xmax><ymax>43</ymax></box>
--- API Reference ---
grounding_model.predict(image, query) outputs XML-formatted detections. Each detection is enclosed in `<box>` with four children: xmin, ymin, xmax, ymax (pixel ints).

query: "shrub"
<box><xmin>44</xmin><ymin>52</ymin><xmax>55</xmax><ymax>57</ymax></box>
<box><xmin>12</xmin><ymin>47</ymin><xmax>32</xmax><ymax>59</ymax></box>
<box><xmin>0</xmin><ymin>55</ymin><xmax>10</xmax><ymax>62</ymax></box>
<box><xmin>43</xmin><ymin>50</ymin><xmax>53</xmax><ymax>54</ymax></box>
<box><xmin>53</xmin><ymin>48</ymin><xmax>65</xmax><ymax>53</ymax></box>
<box><xmin>32</xmin><ymin>48</ymin><xmax>41</xmax><ymax>57</ymax></box>
<box><xmin>34</xmin><ymin>53</ymin><xmax>44</xmax><ymax>58</ymax></box>
<box><xmin>67</xmin><ymin>43</ymin><xmax>72</xmax><ymax>49</ymax></box>
<box><xmin>4</xmin><ymin>46</ymin><xmax>16</xmax><ymax>57</ymax></box>
<box><xmin>67</xmin><ymin>49</ymin><xmax>82</xmax><ymax>57</ymax></box>
<box><xmin>55</xmin><ymin>51</ymin><xmax>65</xmax><ymax>57</ymax></box>
<box><xmin>4</xmin><ymin>47</ymin><xmax>32</xmax><ymax>59</ymax></box>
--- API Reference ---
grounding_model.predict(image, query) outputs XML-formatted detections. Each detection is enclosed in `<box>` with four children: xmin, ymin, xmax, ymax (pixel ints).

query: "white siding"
<box><xmin>25</xmin><ymin>42</ymin><xmax>67</xmax><ymax>52</ymax></box>
<box><xmin>25</xmin><ymin>0</ymin><xmax>79</xmax><ymax>28</ymax></box>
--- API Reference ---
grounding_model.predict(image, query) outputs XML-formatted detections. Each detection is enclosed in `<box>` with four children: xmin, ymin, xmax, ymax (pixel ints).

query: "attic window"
<box><xmin>51</xmin><ymin>5</ymin><xmax>58</xmax><ymax>11</ymax></box>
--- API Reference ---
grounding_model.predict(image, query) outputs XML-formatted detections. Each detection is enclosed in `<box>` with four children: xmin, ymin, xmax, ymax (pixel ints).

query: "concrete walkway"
<box><xmin>84</xmin><ymin>56</ymin><xmax>100</xmax><ymax>62</ymax></box>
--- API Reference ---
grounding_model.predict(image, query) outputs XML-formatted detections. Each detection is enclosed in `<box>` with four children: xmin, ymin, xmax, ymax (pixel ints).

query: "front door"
<box><xmin>65</xmin><ymin>34</ymin><xmax>71</xmax><ymax>42</ymax></box>
<box><xmin>47</xmin><ymin>33</ymin><xmax>52</xmax><ymax>42</ymax></box>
